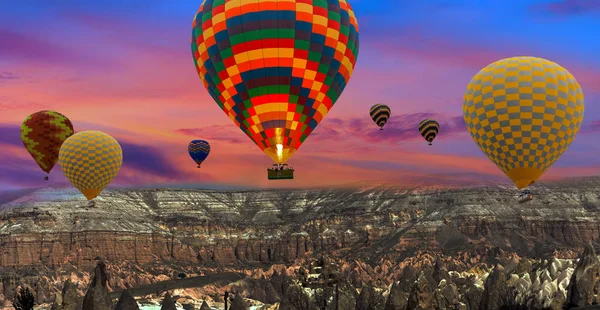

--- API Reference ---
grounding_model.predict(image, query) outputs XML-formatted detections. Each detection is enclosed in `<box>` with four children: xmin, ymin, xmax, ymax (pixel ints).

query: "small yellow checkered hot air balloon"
<box><xmin>463</xmin><ymin>56</ymin><xmax>584</xmax><ymax>202</ymax></box>
<box><xmin>58</xmin><ymin>130</ymin><xmax>123</xmax><ymax>206</ymax></box>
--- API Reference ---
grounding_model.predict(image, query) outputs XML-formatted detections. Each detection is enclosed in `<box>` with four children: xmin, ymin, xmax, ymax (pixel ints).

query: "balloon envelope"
<box><xmin>463</xmin><ymin>56</ymin><xmax>584</xmax><ymax>189</ymax></box>
<box><xmin>58</xmin><ymin>130</ymin><xmax>123</xmax><ymax>200</ymax></box>
<box><xmin>20</xmin><ymin>110</ymin><xmax>74</xmax><ymax>175</ymax></box>
<box><xmin>370</xmin><ymin>104</ymin><xmax>390</xmax><ymax>129</ymax></box>
<box><xmin>191</xmin><ymin>0</ymin><xmax>360</xmax><ymax>164</ymax></box>
<box><xmin>189</xmin><ymin>140</ymin><xmax>210</xmax><ymax>167</ymax></box>
<box><xmin>418</xmin><ymin>119</ymin><xmax>439</xmax><ymax>144</ymax></box>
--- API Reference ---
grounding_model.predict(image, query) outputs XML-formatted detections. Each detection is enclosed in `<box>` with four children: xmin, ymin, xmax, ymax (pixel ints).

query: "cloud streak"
<box><xmin>0</xmin><ymin>124</ymin><xmax>22</xmax><ymax>146</ymax></box>
<box><xmin>0</xmin><ymin>29</ymin><xmax>82</xmax><ymax>65</ymax></box>
<box><xmin>175</xmin><ymin>125</ymin><xmax>249</xmax><ymax>144</ymax></box>
<box><xmin>0</xmin><ymin>72</ymin><xmax>21</xmax><ymax>81</ymax></box>
<box><xmin>120</xmin><ymin>142</ymin><xmax>180</xmax><ymax>177</ymax></box>
<box><xmin>310</xmin><ymin>112</ymin><xmax>466</xmax><ymax>143</ymax></box>
<box><xmin>529</xmin><ymin>0</ymin><xmax>600</xmax><ymax>15</ymax></box>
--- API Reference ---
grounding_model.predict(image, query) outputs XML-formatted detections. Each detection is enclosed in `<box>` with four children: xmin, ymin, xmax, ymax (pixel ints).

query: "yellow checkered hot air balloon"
<box><xmin>58</xmin><ymin>130</ymin><xmax>123</xmax><ymax>206</ymax></box>
<box><xmin>463</xmin><ymin>56</ymin><xmax>584</xmax><ymax>202</ymax></box>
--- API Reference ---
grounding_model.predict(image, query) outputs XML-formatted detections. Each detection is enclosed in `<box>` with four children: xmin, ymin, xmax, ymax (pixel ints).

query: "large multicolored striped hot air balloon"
<box><xmin>191</xmin><ymin>0</ymin><xmax>359</xmax><ymax>178</ymax></box>
<box><xmin>188</xmin><ymin>140</ymin><xmax>211</xmax><ymax>168</ymax></box>
<box><xmin>58</xmin><ymin>131</ymin><xmax>123</xmax><ymax>207</ymax></box>
<box><xmin>20</xmin><ymin>110</ymin><xmax>74</xmax><ymax>180</ymax></box>
<box><xmin>370</xmin><ymin>104</ymin><xmax>390</xmax><ymax>130</ymax></box>
<box><xmin>418</xmin><ymin>119</ymin><xmax>439</xmax><ymax>145</ymax></box>
<box><xmin>463</xmin><ymin>56</ymin><xmax>584</xmax><ymax>202</ymax></box>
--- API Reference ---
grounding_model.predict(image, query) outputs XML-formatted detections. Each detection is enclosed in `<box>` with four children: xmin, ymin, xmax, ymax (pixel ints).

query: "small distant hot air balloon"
<box><xmin>418</xmin><ymin>119</ymin><xmax>439</xmax><ymax>145</ymax></box>
<box><xmin>370</xmin><ymin>104</ymin><xmax>391</xmax><ymax>130</ymax></box>
<box><xmin>58</xmin><ymin>130</ymin><xmax>122</xmax><ymax>207</ymax></box>
<box><xmin>20</xmin><ymin>110</ymin><xmax>74</xmax><ymax>180</ymax></box>
<box><xmin>191</xmin><ymin>0</ymin><xmax>360</xmax><ymax>180</ymax></box>
<box><xmin>188</xmin><ymin>140</ymin><xmax>210</xmax><ymax>168</ymax></box>
<box><xmin>463</xmin><ymin>56</ymin><xmax>584</xmax><ymax>202</ymax></box>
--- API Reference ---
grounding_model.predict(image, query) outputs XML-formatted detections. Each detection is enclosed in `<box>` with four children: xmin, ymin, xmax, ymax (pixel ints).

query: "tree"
<box><xmin>14</xmin><ymin>287</ymin><xmax>35</xmax><ymax>310</ymax></box>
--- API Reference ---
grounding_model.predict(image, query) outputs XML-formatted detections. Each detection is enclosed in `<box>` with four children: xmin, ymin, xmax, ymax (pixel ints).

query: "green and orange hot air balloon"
<box><xmin>20</xmin><ymin>110</ymin><xmax>74</xmax><ymax>180</ymax></box>
<box><xmin>191</xmin><ymin>0</ymin><xmax>359</xmax><ymax>177</ymax></box>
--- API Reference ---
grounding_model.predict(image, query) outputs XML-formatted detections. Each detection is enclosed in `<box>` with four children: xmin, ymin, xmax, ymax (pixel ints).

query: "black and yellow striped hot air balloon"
<box><xmin>418</xmin><ymin>119</ymin><xmax>439</xmax><ymax>145</ymax></box>
<box><xmin>370</xmin><ymin>104</ymin><xmax>391</xmax><ymax>130</ymax></box>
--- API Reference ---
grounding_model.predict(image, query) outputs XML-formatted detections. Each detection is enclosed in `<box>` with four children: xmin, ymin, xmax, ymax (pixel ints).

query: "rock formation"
<box><xmin>229</xmin><ymin>293</ymin><xmax>248</xmax><ymax>310</ymax></box>
<box><xmin>115</xmin><ymin>290</ymin><xmax>139</xmax><ymax>310</ymax></box>
<box><xmin>567</xmin><ymin>242</ymin><xmax>600</xmax><ymax>308</ymax></box>
<box><xmin>160</xmin><ymin>292</ymin><xmax>177</xmax><ymax>310</ymax></box>
<box><xmin>50</xmin><ymin>280</ymin><xmax>82</xmax><ymax>310</ymax></box>
<box><xmin>0</xmin><ymin>178</ymin><xmax>599</xmax><ymax>309</ymax></box>
<box><xmin>82</xmin><ymin>261</ymin><xmax>113</xmax><ymax>310</ymax></box>
<box><xmin>1</xmin><ymin>179</ymin><xmax>600</xmax><ymax>268</ymax></box>
<box><xmin>355</xmin><ymin>282</ymin><xmax>384</xmax><ymax>310</ymax></box>
<box><xmin>200</xmin><ymin>301</ymin><xmax>211</xmax><ymax>310</ymax></box>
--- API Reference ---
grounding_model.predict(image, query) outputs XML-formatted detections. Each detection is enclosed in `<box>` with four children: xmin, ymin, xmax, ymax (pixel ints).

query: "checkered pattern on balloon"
<box><xmin>191</xmin><ymin>0</ymin><xmax>359</xmax><ymax>164</ymax></box>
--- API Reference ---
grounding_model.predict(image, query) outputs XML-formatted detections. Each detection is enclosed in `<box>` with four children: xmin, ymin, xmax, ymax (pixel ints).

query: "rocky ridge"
<box><xmin>1</xmin><ymin>177</ymin><xmax>600</xmax><ymax>308</ymax></box>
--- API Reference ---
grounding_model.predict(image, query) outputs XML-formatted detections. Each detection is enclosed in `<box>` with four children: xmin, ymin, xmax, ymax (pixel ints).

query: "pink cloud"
<box><xmin>309</xmin><ymin>112</ymin><xmax>466</xmax><ymax>143</ymax></box>
<box><xmin>580</xmin><ymin>120</ymin><xmax>600</xmax><ymax>133</ymax></box>
<box><xmin>176</xmin><ymin>125</ymin><xmax>250</xmax><ymax>145</ymax></box>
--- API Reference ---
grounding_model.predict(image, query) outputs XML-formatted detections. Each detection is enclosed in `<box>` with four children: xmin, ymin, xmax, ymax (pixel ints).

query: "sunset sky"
<box><xmin>1</xmin><ymin>0</ymin><xmax>599</xmax><ymax>191</ymax></box>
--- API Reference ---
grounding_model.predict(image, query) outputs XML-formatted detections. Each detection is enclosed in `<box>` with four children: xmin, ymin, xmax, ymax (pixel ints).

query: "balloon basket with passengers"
<box><xmin>267</xmin><ymin>164</ymin><xmax>294</xmax><ymax>180</ymax></box>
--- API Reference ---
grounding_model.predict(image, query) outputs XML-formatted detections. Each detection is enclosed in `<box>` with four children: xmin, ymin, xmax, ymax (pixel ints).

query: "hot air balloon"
<box><xmin>463</xmin><ymin>56</ymin><xmax>584</xmax><ymax>202</ymax></box>
<box><xmin>370</xmin><ymin>104</ymin><xmax>390</xmax><ymax>130</ymax></box>
<box><xmin>191</xmin><ymin>0</ymin><xmax>359</xmax><ymax>180</ymax></box>
<box><xmin>20</xmin><ymin>110</ymin><xmax>74</xmax><ymax>180</ymax></box>
<box><xmin>189</xmin><ymin>140</ymin><xmax>210</xmax><ymax>168</ymax></box>
<box><xmin>58</xmin><ymin>131</ymin><xmax>122</xmax><ymax>207</ymax></box>
<box><xmin>418</xmin><ymin>119</ymin><xmax>439</xmax><ymax>145</ymax></box>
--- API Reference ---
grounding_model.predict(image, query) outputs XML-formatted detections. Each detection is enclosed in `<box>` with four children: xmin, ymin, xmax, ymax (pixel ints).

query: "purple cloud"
<box><xmin>119</xmin><ymin>142</ymin><xmax>180</xmax><ymax>176</ymax></box>
<box><xmin>0</xmin><ymin>29</ymin><xmax>116</xmax><ymax>68</ymax></box>
<box><xmin>0</xmin><ymin>29</ymin><xmax>74</xmax><ymax>63</ymax></box>
<box><xmin>580</xmin><ymin>120</ymin><xmax>600</xmax><ymax>133</ymax></box>
<box><xmin>0</xmin><ymin>154</ymin><xmax>69</xmax><ymax>188</ymax></box>
<box><xmin>176</xmin><ymin>125</ymin><xmax>249</xmax><ymax>144</ymax></box>
<box><xmin>0</xmin><ymin>123</ymin><xmax>182</xmax><ymax>183</ymax></box>
<box><xmin>0</xmin><ymin>124</ymin><xmax>22</xmax><ymax>146</ymax></box>
<box><xmin>311</xmin><ymin>113</ymin><xmax>467</xmax><ymax>143</ymax></box>
<box><xmin>530</xmin><ymin>0</ymin><xmax>600</xmax><ymax>15</ymax></box>
<box><xmin>0</xmin><ymin>72</ymin><xmax>21</xmax><ymax>81</ymax></box>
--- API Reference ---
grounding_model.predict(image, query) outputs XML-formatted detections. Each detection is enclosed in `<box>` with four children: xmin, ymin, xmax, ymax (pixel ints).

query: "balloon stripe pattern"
<box><xmin>20</xmin><ymin>111</ymin><xmax>74</xmax><ymax>174</ymax></box>
<box><xmin>463</xmin><ymin>56</ymin><xmax>584</xmax><ymax>189</ymax></box>
<box><xmin>370</xmin><ymin>104</ymin><xmax>390</xmax><ymax>128</ymax></box>
<box><xmin>58</xmin><ymin>131</ymin><xmax>123</xmax><ymax>200</ymax></box>
<box><xmin>191</xmin><ymin>0</ymin><xmax>359</xmax><ymax>164</ymax></box>
<box><xmin>188</xmin><ymin>140</ymin><xmax>211</xmax><ymax>166</ymax></box>
<box><xmin>418</xmin><ymin>119</ymin><xmax>439</xmax><ymax>143</ymax></box>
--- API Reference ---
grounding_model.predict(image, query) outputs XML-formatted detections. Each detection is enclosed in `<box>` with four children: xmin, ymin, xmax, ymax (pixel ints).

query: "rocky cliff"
<box><xmin>1</xmin><ymin>177</ymin><xmax>599</xmax><ymax>268</ymax></box>
<box><xmin>1</xmin><ymin>177</ymin><xmax>600</xmax><ymax>308</ymax></box>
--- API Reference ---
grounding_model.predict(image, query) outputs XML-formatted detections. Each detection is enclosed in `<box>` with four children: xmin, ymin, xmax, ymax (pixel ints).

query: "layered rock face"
<box><xmin>1</xmin><ymin>178</ymin><xmax>599</xmax><ymax>269</ymax></box>
<box><xmin>0</xmin><ymin>177</ymin><xmax>600</xmax><ymax>308</ymax></box>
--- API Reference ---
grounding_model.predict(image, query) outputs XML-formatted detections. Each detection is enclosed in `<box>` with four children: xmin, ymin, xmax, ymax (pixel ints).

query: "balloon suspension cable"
<box><xmin>44</xmin><ymin>175</ymin><xmax>49</xmax><ymax>181</ymax></box>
